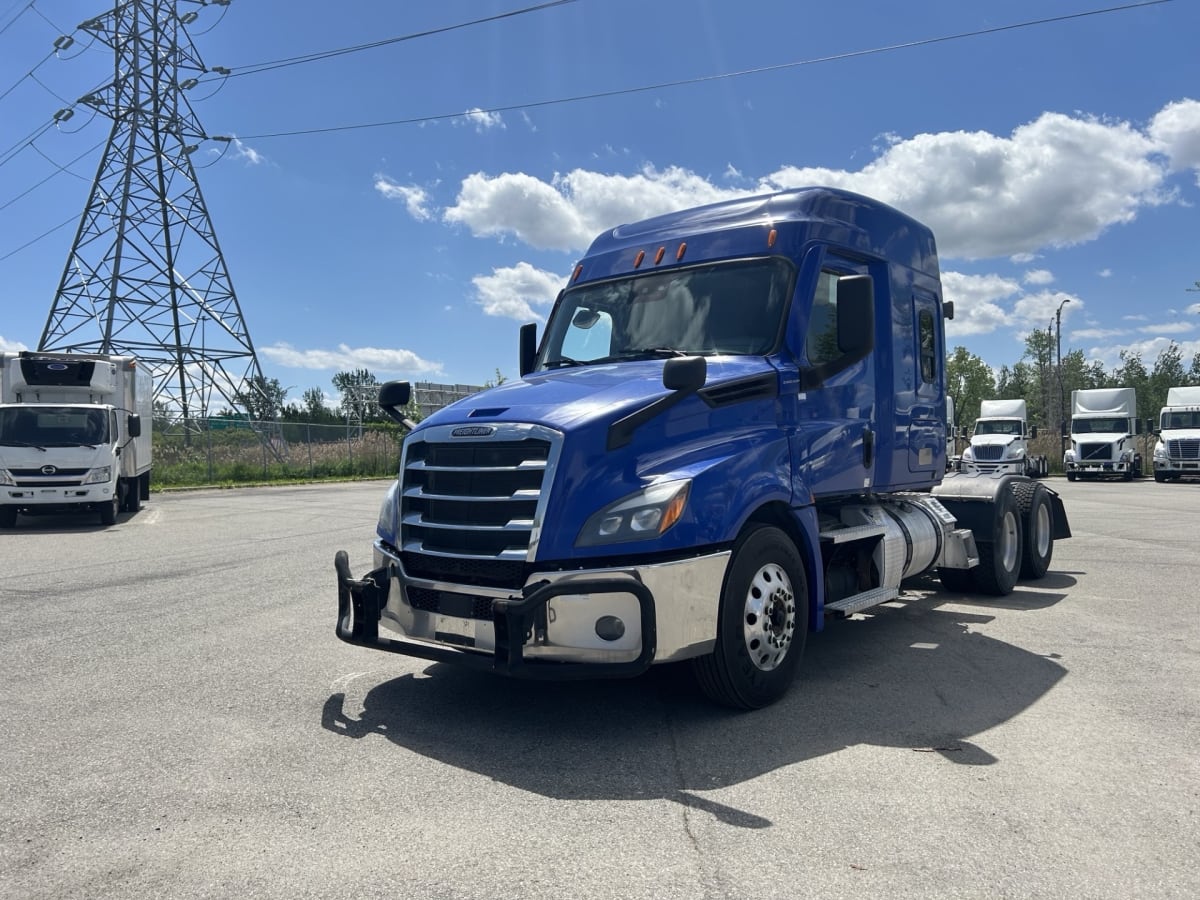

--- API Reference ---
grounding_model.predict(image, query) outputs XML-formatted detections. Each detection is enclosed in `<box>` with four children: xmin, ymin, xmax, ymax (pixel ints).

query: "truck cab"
<box><xmin>336</xmin><ymin>188</ymin><xmax>1069</xmax><ymax>708</ymax></box>
<box><xmin>1151</xmin><ymin>386</ymin><xmax>1200</xmax><ymax>482</ymax></box>
<box><xmin>958</xmin><ymin>399</ymin><xmax>1046</xmax><ymax>477</ymax></box>
<box><xmin>1064</xmin><ymin>387</ymin><xmax>1142</xmax><ymax>481</ymax></box>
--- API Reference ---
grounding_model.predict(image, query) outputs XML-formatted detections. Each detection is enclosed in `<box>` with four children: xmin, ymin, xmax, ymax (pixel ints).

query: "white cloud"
<box><xmin>1010</xmin><ymin>253</ymin><xmax>1038</xmax><ymax>264</ymax></box>
<box><xmin>443</xmin><ymin>166</ymin><xmax>738</xmax><ymax>251</ymax></box>
<box><xmin>1023</xmin><ymin>269</ymin><xmax>1055</xmax><ymax>286</ymax></box>
<box><xmin>457</xmin><ymin>108</ymin><xmax>505</xmax><ymax>132</ymax></box>
<box><xmin>1188</xmin><ymin>303</ymin><xmax>1200</xmax><ymax>315</ymax></box>
<box><xmin>231</xmin><ymin>138</ymin><xmax>265</xmax><ymax>166</ymax></box>
<box><xmin>1149</xmin><ymin>98</ymin><xmax>1200</xmax><ymax>183</ymax></box>
<box><xmin>941</xmin><ymin>272</ymin><xmax>1019</xmax><ymax>337</ymax></box>
<box><xmin>1138</xmin><ymin>321</ymin><xmax>1195</xmax><ymax>335</ymax></box>
<box><xmin>439</xmin><ymin>102</ymin><xmax>1189</xmax><ymax>262</ymax></box>
<box><xmin>1098</xmin><ymin>268</ymin><xmax>1113</xmax><ymax>278</ymax></box>
<box><xmin>375</xmin><ymin>177</ymin><xmax>432</xmax><ymax>221</ymax></box>
<box><xmin>1072</xmin><ymin>328</ymin><xmax>1130</xmax><ymax>340</ymax></box>
<box><xmin>1122</xmin><ymin>314</ymin><xmax>1148</xmax><ymax>321</ymax></box>
<box><xmin>1085</xmin><ymin>336</ymin><xmax>1200</xmax><ymax>370</ymax></box>
<box><xmin>472</xmin><ymin>262</ymin><xmax>566</xmax><ymax>321</ymax></box>
<box><xmin>0</xmin><ymin>335</ymin><xmax>29</xmax><ymax>352</ymax></box>
<box><xmin>261</xmin><ymin>342</ymin><xmax>443</xmax><ymax>376</ymax></box>
<box><xmin>1010</xmin><ymin>291</ymin><xmax>1081</xmax><ymax>331</ymax></box>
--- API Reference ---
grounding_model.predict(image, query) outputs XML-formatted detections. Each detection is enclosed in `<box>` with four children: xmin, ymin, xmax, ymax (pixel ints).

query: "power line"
<box><xmin>216</xmin><ymin>0</ymin><xmax>579</xmax><ymax>79</ymax></box>
<box><xmin>227</xmin><ymin>0</ymin><xmax>1176</xmax><ymax>141</ymax></box>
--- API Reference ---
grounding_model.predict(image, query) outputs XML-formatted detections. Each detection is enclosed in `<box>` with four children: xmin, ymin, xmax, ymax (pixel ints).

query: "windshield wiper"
<box><xmin>543</xmin><ymin>356</ymin><xmax>585</xmax><ymax>369</ymax></box>
<box><xmin>0</xmin><ymin>440</ymin><xmax>47</xmax><ymax>451</ymax></box>
<box><xmin>613</xmin><ymin>347</ymin><xmax>688</xmax><ymax>360</ymax></box>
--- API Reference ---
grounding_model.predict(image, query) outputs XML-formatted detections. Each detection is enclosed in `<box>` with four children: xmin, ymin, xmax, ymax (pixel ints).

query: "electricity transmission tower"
<box><xmin>38</xmin><ymin>0</ymin><xmax>262</xmax><ymax>427</ymax></box>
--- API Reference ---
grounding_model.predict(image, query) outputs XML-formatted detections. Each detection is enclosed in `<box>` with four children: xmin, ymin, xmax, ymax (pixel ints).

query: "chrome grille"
<box><xmin>1167</xmin><ymin>438</ymin><xmax>1200</xmax><ymax>460</ymax></box>
<box><xmin>397</xmin><ymin>424</ymin><xmax>561</xmax><ymax>589</ymax></box>
<box><xmin>1079</xmin><ymin>443</ymin><xmax>1111</xmax><ymax>461</ymax></box>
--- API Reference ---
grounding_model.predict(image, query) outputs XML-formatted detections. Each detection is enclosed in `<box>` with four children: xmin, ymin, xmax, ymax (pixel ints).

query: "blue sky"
<box><xmin>2</xmin><ymin>0</ymin><xmax>1199</xmax><ymax>401</ymax></box>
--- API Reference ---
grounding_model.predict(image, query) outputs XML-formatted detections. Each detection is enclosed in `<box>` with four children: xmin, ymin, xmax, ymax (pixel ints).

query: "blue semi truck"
<box><xmin>335</xmin><ymin>187</ymin><xmax>1070</xmax><ymax>708</ymax></box>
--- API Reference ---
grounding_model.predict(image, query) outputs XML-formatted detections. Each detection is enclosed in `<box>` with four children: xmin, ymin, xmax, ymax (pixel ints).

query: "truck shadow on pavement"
<box><xmin>321</xmin><ymin>593</ymin><xmax>1067</xmax><ymax>829</ymax></box>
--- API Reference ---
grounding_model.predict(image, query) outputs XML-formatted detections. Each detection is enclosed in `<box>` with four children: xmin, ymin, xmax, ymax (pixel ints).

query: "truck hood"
<box><xmin>1071</xmin><ymin>432</ymin><xmax>1127</xmax><ymax>443</ymax></box>
<box><xmin>1159</xmin><ymin>428</ymin><xmax>1200</xmax><ymax>441</ymax></box>
<box><xmin>970</xmin><ymin>435</ymin><xmax>1020</xmax><ymax>449</ymax></box>
<box><xmin>417</xmin><ymin>356</ymin><xmax>777</xmax><ymax>433</ymax></box>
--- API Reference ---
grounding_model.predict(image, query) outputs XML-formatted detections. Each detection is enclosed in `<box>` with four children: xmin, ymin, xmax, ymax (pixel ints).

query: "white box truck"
<box><xmin>1151</xmin><ymin>386</ymin><xmax>1200</xmax><ymax>482</ymax></box>
<box><xmin>958</xmin><ymin>398</ymin><xmax>1047</xmax><ymax>477</ymax></box>
<box><xmin>0</xmin><ymin>351</ymin><xmax>153</xmax><ymax>527</ymax></box>
<box><xmin>1064</xmin><ymin>387</ymin><xmax>1141</xmax><ymax>481</ymax></box>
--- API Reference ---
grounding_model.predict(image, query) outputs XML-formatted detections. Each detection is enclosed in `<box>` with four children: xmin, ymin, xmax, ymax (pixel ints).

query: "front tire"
<box><xmin>693</xmin><ymin>525</ymin><xmax>809</xmax><ymax>710</ymax></box>
<box><xmin>99</xmin><ymin>494</ymin><xmax>118</xmax><ymax>526</ymax></box>
<box><xmin>0</xmin><ymin>506</ymin><xmax>17</xmax><ymax>528</ymax></box>
<box><xmin>1066</xmin><ymin>471</ymin><xmax>1077</xmax><ymax>482</ymax></box>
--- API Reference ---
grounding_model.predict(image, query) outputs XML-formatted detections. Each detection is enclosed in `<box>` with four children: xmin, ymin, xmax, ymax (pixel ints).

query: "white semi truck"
<box><xmin>958</xmin><ymin>399</ymin><xmax>1047</xmax><ymax>477</ymax></box>
<box><xmin>0</xmin><ymin>351</ymin><xmax>153</xmax><ymax>527</ymax></box>
<box><xmin>1151</xmin><ymin>386</ymin><xmax>1200</xmax><ymax>482</ymax></box>
<box><xmin>1064</xmin><ymin>387</ymin><xmax>1142</xmax><ymax>481</ymax></box>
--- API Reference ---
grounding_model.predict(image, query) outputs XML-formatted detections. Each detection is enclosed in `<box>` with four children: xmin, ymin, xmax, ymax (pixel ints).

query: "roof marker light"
<box><xmin>767</xmin><ymin>229</ymin><xmax>777</xmax><ymax>248</ymax></box>
<box><xmin>572</xmin><ymin>264</ymin><xmax>583</xmax><ymax>282</ymax></box>
<box><xmin>676</xmin><ymin>242</ymin><xmax>687</xmax><ymax>261</ymax></box>
<box><xmin>654</xmin><ymin>247</ymin><xmax>665</xmax><ymax>265</ymax></box>
<box><xmin>633</xmin><ymin>250</ymin><xmax>645</xmax><ymax>269</ymax></box>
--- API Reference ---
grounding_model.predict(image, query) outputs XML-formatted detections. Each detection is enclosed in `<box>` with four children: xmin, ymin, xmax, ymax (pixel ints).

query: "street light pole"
<box><xmin>1055</xmin><ymin>299</ymin><xmax>1071</xmax><ymax>463</ymax></box>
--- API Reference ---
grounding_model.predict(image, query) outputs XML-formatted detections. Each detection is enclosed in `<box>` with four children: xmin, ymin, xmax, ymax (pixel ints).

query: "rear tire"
<box><xmin>692</xmin><ymin>525</ymin><xmax>808</xmax><ymax>710</ymax></box>
<box><xmin>1012</xmin><ymin>481</ymin><xmax>1053</xmax><ymax>580</ymax></box>
<box><xmin>971</xmin><ymin>487</ymin><xmax>1022</xmax><ymax>596</ymax></box>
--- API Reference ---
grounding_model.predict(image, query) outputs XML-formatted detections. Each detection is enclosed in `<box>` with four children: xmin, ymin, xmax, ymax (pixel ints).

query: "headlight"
<box><xmin>1154</xmin><ymin>443</ymin><xmax>1168</xmax><ymax>460</ymax></box>
<box><xmin>961</xmin><ymin>447</ymin><xmax>974</xmax><ymax>461</ymax></box>
<box><xmin>376</xmin><ymin>480</ymin><xmax>400</xmax><ymax>543</ymax></box>
<box><xmin>0</xmin><ymin>469</ymin><xmax>14</xmax><ymax>486</ymax></box>
<box><xmin>82</xmin><ymin>466</ymin><xmax>112</xmax><ymax>484</ymax></box>
<box><xmin>1119</xmin><ymin>449</ymin><xmax>1133</xmax><ymax>462</ymax></box>
<box><xmin>1064</xmin><ymin>449</ymin><xmax>1076</xmax><ymax>462</ymax></box>
<box><xmin>576</xmin><ymin>479</ymin><xmax>690</xmax><ymax>547</ymax></box>
<box><xmin>1004</xmin><ymin>444</ymin><xmax>1025</xmax><ymax>459</ymax></box>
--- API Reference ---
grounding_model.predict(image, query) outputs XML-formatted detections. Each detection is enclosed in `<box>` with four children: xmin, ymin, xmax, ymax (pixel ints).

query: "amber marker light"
<box><xmin>572</xmin><ymin>264</ymin><xmax>583</xmax><ymax>282</ymax></box>
<box><xmin>676</xmin><ymin>242</ymin><xmax>687</xmax><ymax>261</ymax></box>
<box><xmin>767</xmin><ymin>229</ymin><xmax>777</xmax><ymax>248</ymax></box>
<box><xmin>633</xmin><ymin>250</ymin><xmax>645</xmax><ymax>268</ymax></box>
<box><xmin>654</xmin><ymin>246</ymin><xmax>665</xmax><ymax>264</ymax></box>
<box><xmin>659</xmin><ymin>484</ymin><xmax>690</xmax><ymax>533</ymax></box>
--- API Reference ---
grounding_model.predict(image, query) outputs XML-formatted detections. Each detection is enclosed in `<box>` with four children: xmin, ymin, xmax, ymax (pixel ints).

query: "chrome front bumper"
<box><xmin>335</xmin><ymin>545</ymin><xmax>730</xmax><ymax>678</ymax></box>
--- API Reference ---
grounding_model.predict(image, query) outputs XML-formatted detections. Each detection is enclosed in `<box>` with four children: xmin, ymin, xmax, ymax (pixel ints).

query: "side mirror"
<box><xmin>800</xmin><ymin>274</ymin><xmax>875</xmax><ymax>389</ymax></box>
<box><xmin>127</xmin><ymin>414</ymin><xmax>142</xmax><ymax>438</ymax></box>
<box><xmin>1030</xmin><ymin>425</ymin><xmax>1038</xmax><ymax>439</ymax></box>
<box><xmin>1147</xmin><ymin>417</ymin><xmax>1158</xmax><ymax>435</ymax></box>
<box><xmin>519</xmin><ymin>323</ymin><xmax>538</xmax><ymax>376</ymax></box>
<box><xmin>942</xmin><ymin>300</ymin><xmax>954</xmax><ymax>320</ymax></box>
<box><xmin>378</xmin><ymin>381</ymin><xmax>416</xmax><ymax>429</ymax></box>
<box><xmin>1135</xmin><ymin>419</ymin><xmax>1143</xmax><ymax>435</ymax></box>
<box><xmin>663</xmin><ymin>356</ymin><xmax>706</xmax><ymax>393</ymax></box>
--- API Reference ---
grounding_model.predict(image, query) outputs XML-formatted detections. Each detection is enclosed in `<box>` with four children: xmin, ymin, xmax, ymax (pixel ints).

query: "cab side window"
<box><xmin>918</xmin><ymin>309</ymin><xmax>935</xmax><ymax>384</ymax></box>
<box><xmin>806</xmin><ymin>270</ymin><xmax>841</xmax><ymax>365</ymax></box>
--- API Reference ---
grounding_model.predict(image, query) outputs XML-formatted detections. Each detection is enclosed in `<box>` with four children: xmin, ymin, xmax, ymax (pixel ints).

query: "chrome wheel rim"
<box><xmin>741</xmin><ymin>562</ymin><xmax>795</xmax><ymax>672</ymax></box>
<box><xmin>1034</xmin><ymin>502</ymin><xmax>1051</xmax><ymax>558</ymax></box>
<box><xmin>1000</xmin><ymin>510</ymin><xmax>1019</xmax><ymax>574</ymax></box>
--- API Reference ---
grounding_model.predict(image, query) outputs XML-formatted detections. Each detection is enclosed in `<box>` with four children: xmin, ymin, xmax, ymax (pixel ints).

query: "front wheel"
<box><xmin>1066</xmin><ymin>471</ymin><xmax>1077</xmax><ymax>482</ymax></box>
<box><xmin>1154</xmin><ymin>471</ymin><xmax>1167</xmax><ymax>483</ymax></box>
<box><xmin>692</xmin><ymin>525</ymin><xmax>809</xmax><ymax>710</ymax></box>
<box><xmin>0</xmin><ymin>506</ymin><xmax>16</xmax><ymax>528</ymax></box>
<box><xmin>99</xmin><ymin>494</ymin><xmax>118</xmax><ymax>526</ymax></box>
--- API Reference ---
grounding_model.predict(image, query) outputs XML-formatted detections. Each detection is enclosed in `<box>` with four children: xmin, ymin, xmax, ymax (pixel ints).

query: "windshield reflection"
<box><xmin>0</xmin><ymin>406</ymin><xmax>109</xmax><ymax>447</ymax></box>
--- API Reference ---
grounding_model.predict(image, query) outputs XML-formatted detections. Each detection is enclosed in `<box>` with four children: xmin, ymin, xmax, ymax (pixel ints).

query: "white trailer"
<box><xmin>1151</xmin><ymin>385</ymin><xmax>1200</xmax><ymax>482</ymax></box>
<box><xmin>0</xmin><ymin>351</ymin><xmax>153</xmax><ymax>526</ymax></box>
<box><xmin>1064</xmin><ymin>387</ymin><xmax>1141</xmax><ymax>481</ymax></box>
<box><xmin>959</xmin><ymin>398</ymin><xmax>1047</xmax><ymax>477</ymax></box>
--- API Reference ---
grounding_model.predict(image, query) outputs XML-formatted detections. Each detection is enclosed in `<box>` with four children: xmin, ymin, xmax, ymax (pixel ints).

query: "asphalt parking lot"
<box><xmin>1</xmin><ymin>477</ymin><xmax>1197</xmax><ymax>899</ymax></box>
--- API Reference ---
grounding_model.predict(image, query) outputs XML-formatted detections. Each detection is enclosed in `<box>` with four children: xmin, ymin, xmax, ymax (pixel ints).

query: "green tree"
<box><xmin>1111</xmin><ymin>350</ymin><xmax>1150</xmax><ymax>422</ymax></box>
<box><xmin>945</xmin><ymin>347</ymin><xmax>996</xmax><ymax>434</ymax></box>
<box><xmin>234</xmin><ymin>375</ymin><xmax>288</xmax><ymax>421</ymax></box>
<box><xmin>1148</xmin><ymin>343</ymin><xmax>1187</xmax><ymax>418</ymax></box>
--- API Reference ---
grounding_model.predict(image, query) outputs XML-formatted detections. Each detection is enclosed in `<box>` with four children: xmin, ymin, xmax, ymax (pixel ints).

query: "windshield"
<box><xmin>1072</xmin><ymin>417</ymin><xmax>1127</xmax><ymax>435</ymax></box>
<box><xmin>0</xmin><ymin>406</ymin><xmax>110</xmax><ymax>446</ymax></box>
<box><xmin>974</xmin><ymin>419</ymin><xmax>1022</xmax><ymax>436</ymax></box>
<box><xmin>539</xmin><ymin>258</ymin><xmax>795</xmax><ymax>369</ymax></box>
<box><xmin>1161</xmin><ymin>411</ymin><xmax>1200</xmax><ymax>430</ymax></box>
